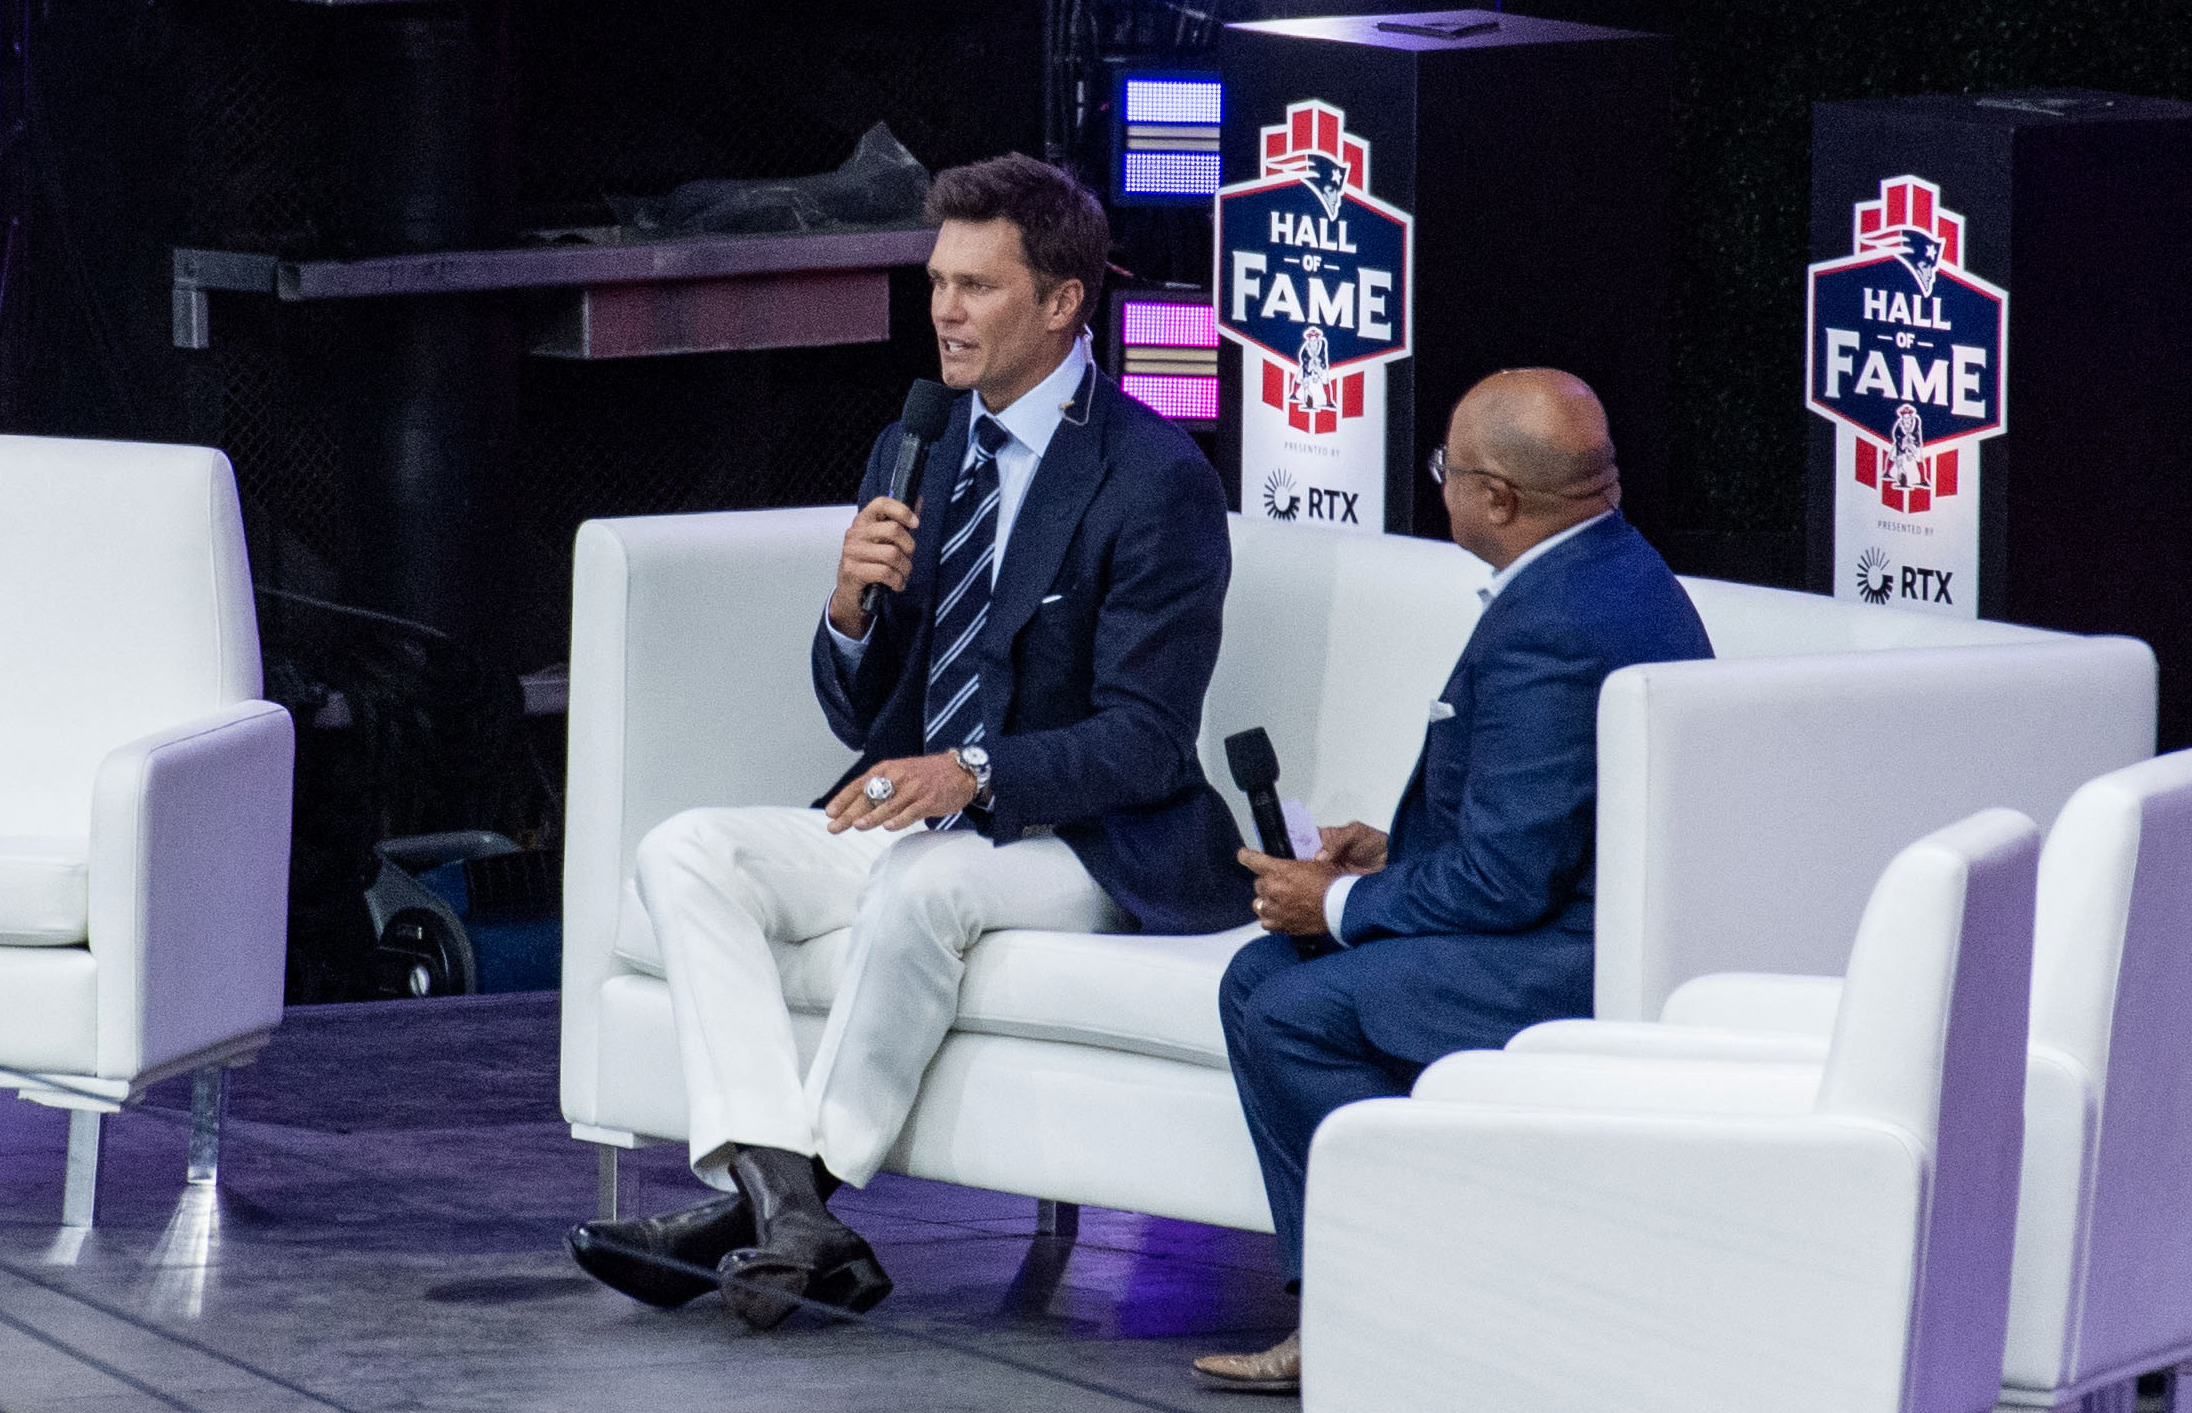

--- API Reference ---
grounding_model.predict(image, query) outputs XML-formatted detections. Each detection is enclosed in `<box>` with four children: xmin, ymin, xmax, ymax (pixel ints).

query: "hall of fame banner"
<box><xmin>1217</xmin><ymin>99</ymin><xmax>1413</xmax><ymax>534</ymax></box>
<box><xmin>1808</xmin><ymin>174</ymin><xmax>2008</xmax><ymax>618</ymax></box>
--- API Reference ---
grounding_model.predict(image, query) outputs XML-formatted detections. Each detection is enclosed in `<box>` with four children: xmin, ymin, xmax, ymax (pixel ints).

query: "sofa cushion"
<box><xmin>612</xmin><ymin>884</ymin><xmax>1253</xmax><ymax>1070</ymax></box>
<box><xmin>953</xmin><ymin>926</ymin><xmax>1254</xmax><ymax>1068</ymax></box>
<box><xmin>0</xmin><ymin>836</ymin><xmax>90</xmax><ymax>946</ymax></box>
<box><xmin>0</xmin><ymin>943</ymin><xmax>99</xmax><ymax>1070</ymax></box>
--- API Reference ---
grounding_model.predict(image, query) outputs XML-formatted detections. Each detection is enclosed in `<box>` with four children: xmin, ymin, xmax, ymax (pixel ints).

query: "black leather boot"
<box><xmin>718</xmin><ymin>1146</ymin><xmax>891</xmax><ymax>1330</ymax></box>
<box><xmin>567</xmin><ymin>1194</ymin><xmax>754</xmax><ymax>1309</ymax></box>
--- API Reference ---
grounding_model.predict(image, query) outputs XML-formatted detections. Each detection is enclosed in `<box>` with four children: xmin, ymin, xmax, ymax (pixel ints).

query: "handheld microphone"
<box><xmin>1224</xmin><ymin>728</ymin><xmax>1294</xmax><ymax>860</ymax></box>
<box><xmin>861</xmin><ymin>378</ymin><xmax>956</xmax><ymax>618</ymax></box>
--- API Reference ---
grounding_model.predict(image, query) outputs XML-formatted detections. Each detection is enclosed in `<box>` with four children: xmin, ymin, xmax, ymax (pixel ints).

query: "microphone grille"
<box><xmin>1224</xmin><ymin>728</ymin><xmax>1281</xmax><ymax>793</ymax></box>
<box><xmin>902</xmin><ymin>379</ymin><xmax>956</xmax><ymax>440</ymax></box>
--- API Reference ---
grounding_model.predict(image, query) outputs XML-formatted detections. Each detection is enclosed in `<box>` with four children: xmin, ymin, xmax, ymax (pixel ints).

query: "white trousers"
<box><xmin>634</xmin><ymin>807</ymin><xmax>1127</xmax><ymax>1188</ymax></box>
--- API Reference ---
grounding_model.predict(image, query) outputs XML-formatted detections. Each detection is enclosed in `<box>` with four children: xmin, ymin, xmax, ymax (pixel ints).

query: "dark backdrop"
<box><xmin>1494</xmin><ymin>0</ymin><xmax>2192</xmax><ymax>585</ymax></box>
<box><xmin>9</xmin><ymin>0</ymin><xmax>2189</xmax><ymax>993</ymax></box>
<box><xmin>10</xmin><ymin>0</ymin><xmax>2189</xmax><ymax>614</ymax></box>
<box><xmin>10</xmin><ymin>0</ymin><xmax>1043</xmax><ymax>675</ymax></box>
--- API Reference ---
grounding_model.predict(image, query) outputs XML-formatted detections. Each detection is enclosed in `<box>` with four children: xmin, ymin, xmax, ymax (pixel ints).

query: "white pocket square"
<box><xmin>1040</xmin><ymin>593</ymin><xmax>1065</xmax><ymax>604</ymax></box>
<box><xmin>1428</xmin><ymin>699</ymin><xmax>1456</xmax><ymax>722</ymax></box>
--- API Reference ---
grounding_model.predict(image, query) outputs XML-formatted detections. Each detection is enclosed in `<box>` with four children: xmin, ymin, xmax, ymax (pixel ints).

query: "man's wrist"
<box><xmin>823</xmin><ymin>594</ymin><xmax>874</xmax><ymax>678</ymax></box>
<box><xmin>826</xmin><ymin>590</ymin><xmax>874</xmax><ymax>642</ymax></box>
<box><xmin>949</xmin><ymin>746</ymin><xmax>994</xmax><ymax>808</ymax></box>
<box><xmin>1322</xmin><ymin>873</ymin><xmax>1360</xmax><ymax>943</ymax></box>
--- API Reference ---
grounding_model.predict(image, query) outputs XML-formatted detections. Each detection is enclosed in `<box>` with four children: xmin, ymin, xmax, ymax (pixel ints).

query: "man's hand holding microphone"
<box><xmin>827</xmin><ymin>496</ymin><xmax>921</xmax><ymax>641</ymax></box>
<box><xmin>1224</xmin><ymin>728</ymin><xmax>1387</xmax><ymax>945</ymax></box>
<box><xmin>826</xmin><ymin>378</ymin><xmax>988</xmax><ymax>834</ymax></box>
<box><xmin>1239</xmin><ymin>822</ymin><xmax>1388</xmax><ymax>936</ymax></box>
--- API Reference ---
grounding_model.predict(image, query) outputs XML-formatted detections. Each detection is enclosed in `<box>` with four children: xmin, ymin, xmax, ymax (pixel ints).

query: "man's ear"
<box><xmin>1483</xmin><ymin>478</ymin><xmax>1521</xmax><ymax>526</ymax></box>
<box><xmin>1044</xmin><ymin>278</ymin><xmax>1086</xmax><ymax>332</ymax></box>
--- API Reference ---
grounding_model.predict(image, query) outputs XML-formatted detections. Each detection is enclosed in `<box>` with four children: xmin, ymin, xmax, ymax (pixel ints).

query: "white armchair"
<box><xmin>1593</xmin><ymin>594</ymin><xmax>2153</xmax><ymax>1020</ymax></box>
<box><xmin>1302</xmin><ymin>808</ymin><xmax>2041</xmax><ymax>1413</ymax></box>
<box><xmin>1515</xmin><ymin>749</ymin><xmax>2192</xmax><ymax>1411</ymax></box>
<box><xmin>0</xmin><ymin>435</ymin><xmax>294</xmax><ymax>1226</ymax></box>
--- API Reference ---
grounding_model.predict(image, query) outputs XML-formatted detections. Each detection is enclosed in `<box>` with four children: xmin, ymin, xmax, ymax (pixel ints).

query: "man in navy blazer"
<box><xmin>810</xmin><ymin>341</ymin><xmax>1251</xmax><ymax>940</ymax></box>
<box><xmin>569</xmin><ymin>154</ymin><xmax>1251</xmax><ymax>1331</ymax></box>
<box><xmin>1194</xmin><ymin>370</ymin><xmax>1713</xmax><ymax>1393</ymax></box>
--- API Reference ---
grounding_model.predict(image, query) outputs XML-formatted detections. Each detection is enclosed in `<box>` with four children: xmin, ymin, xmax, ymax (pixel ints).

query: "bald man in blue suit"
<box><xmin>1194</xmin><ymin>370</ymin><xmax>1715</xmax><ymax>1393</ymax></box>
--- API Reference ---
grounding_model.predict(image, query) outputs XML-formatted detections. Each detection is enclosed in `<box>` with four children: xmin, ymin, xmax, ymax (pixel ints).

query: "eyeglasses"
<box><xmin>1425</xmin><ymin>446</ymin><xmax>1501</xmax><ymax>489</ymax></box>
<box><xmin>1428</xmin><ymin>444</ymin><xmax>1620</xmax><ymax>503</ymax></box>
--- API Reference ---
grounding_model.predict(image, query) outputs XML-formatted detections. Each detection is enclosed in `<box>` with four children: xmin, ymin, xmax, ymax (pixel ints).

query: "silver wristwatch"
<box><xmin>951</xmin><ymin>745</ymin><xmax>993</xmax><ymax>805</ymax></box>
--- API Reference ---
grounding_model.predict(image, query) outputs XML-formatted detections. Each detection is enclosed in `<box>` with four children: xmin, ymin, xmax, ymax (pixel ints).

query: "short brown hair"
<box><xmin>925</xmin><ymin>153</ymin><xmax>1110</xmax><ymax>332</ymax></box>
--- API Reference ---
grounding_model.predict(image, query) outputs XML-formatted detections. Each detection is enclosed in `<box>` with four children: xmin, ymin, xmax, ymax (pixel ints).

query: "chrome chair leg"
<box><xmin>1035</xmin><ymin>1199</ymin><xmax>1079</xmax><ymax>1242</ymax></box>
<box><xmin>187</xmin><ymin>1065</ymin><xmax>229</xmax><ymax>1185</ymax></box>
<box><xmin>62</xmin><ymin>1110</ymin><xmax>102</xmax><ymax>1228</ymax></box>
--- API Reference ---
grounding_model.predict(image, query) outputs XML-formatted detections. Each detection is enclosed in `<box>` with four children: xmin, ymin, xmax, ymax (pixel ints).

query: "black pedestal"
<box><xmin>1807</xmin><ymin>90</ymin><xmax>2192</xmax><ymax>748</ymax></box>
<box><xmin>335</xmin><ymin>8</ymin><xmax>514</xmax><ymax>647</ymax></box>
<box><xmin>1216</xmin><ymin>9</ymin><xmax>1671</xmax><ymax>539</ymax></box>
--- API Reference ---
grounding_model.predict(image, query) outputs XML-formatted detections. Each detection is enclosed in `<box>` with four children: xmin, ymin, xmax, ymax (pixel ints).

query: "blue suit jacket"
<box><xmin>1336</xmin><ymin>513</ymin><xmax>1714</xmax><ymax>1061</ymax></box>
<box><xmin>811</xmin><ymin>368</ymin><xmax>1255</xmax><ymax>936</ymax></box>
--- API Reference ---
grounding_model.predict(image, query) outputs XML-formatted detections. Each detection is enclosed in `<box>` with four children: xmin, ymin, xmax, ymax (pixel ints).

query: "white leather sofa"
<box><xmin>0</xmin><ymin>436</ymin><xmax>295</xmax><ymax>1226</ymax></box>
<box><xmin>1300</xmin><ymin>808</ymin><xmax>2042</xmax><ymax>1413</ymax></box>
<box><xmin>1508</xmin><ymin>748</ymin><xmax>2192</xmax><ymax>1412</ymax></box>
<box><xmin>561</xmin><ymin>505</ymin><xmax>2153</xmax><ymax>1231</ymax></box>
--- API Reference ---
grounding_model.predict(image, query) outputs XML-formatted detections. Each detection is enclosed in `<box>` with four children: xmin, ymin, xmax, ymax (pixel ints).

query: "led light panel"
<box><xmin>1121</xmin><ymin>301</ymin><xmax>1219</xmax><ymax>349</ymax></box>
<box><xmin>1116</xmin><ymin>71</ymin><xmax>1223</xmax><ymax>204</ymax></box>
<box><xmin>1124</xmin><ymin>78</ymin><xmax>1223</xmax><ymax>126</ymax></box>
<box><xmin>1121</xmin><ymin>152</ymin><xmax>1222</xmax><ymax>198</ymax></box>
<box><xmin>1122</xmin><ymin>374</ymin><xmax>1221</xmax><ymax>422</ymax></box>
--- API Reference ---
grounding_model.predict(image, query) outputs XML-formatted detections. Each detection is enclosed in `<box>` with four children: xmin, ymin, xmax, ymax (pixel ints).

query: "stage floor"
<box><xmin>0</xmin><ymin>994</ymin><xmax>1297</xmax><ymax>1411</ymax></box>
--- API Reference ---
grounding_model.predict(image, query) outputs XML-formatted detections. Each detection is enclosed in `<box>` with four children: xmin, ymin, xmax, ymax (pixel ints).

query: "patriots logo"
<box><xmin>1297</xmin><ymin>153</ymin><xmax>1348</xmax><ymax>222</ymax></box>
<box><xmin>1892</xmin><ymin>229</ymin><xmax>1944</xmax><ymax>296</ymax></box>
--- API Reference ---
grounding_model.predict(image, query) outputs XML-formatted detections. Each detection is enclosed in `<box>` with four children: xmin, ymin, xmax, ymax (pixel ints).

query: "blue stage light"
<box><xmin>1115</xmin><ymin>70</ymin><xmax>1223</xmax><ymax>206</ymax></box>
<box><xmin>1122</xmin><ymin>153</ymin><xmax>1222</xmax><ymax>197</ymax></box>
<box><xmin>1124</xmin><ymin>78</ymin><xmax>1223</xmax><ymax>127</ymax></box>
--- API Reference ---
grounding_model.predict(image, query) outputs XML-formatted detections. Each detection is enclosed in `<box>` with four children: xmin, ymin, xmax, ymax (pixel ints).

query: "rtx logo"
<box><xmin>1899</xmin><ymin>564</ymin><xmax>1955</xmax><ymax>604</ymax></box>
<box><xmin>1305</xmin><ymin>487</ymin><xmax>1360</xmax><ymax>524</ymax></box>
<box><xmin>1854</xmin><ymin>547</ymin><xmax>1955</xmax><ymax>606</ymax></box>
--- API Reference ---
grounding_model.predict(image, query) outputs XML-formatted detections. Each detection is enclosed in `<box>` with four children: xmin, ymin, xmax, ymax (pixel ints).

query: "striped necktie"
<box><xmin>924</xmin><ymin>415</ymin><xmax>1010</xmax><ymax>829</ymax></box>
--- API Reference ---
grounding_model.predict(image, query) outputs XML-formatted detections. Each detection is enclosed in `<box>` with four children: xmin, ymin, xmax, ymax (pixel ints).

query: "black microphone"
<box><xmin>1228</xmin><ymin>726</ymin><xmax>1339</xmax><ymax>958</ymax></box>
<box><xmin>1225</xmin><ymin>728</ymin><xmax>1294</xmax><ymax>860</ymax></box>
<box><xmin>861</xmin><ymin>378</ymin><xmax>956</xmax><ymax>618</ymax></box>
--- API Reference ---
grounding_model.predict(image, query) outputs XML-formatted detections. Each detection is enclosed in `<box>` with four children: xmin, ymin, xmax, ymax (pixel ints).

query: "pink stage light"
<box><xmin>1121</xmin><ymin>301</ymin><xmax>1218</xmax><ymax>348</ymax></box>
<box><xmin>1122</xmin><ymin>374</ymin><xmax>1220</xmax><ymax>421</ymax></box>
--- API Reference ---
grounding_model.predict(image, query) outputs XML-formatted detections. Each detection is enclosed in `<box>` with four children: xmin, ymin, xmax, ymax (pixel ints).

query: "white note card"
<box><xmin>1280</xmin><ymin>798</ymin><xmax>1321</xmax><ymax>860</ymax></box>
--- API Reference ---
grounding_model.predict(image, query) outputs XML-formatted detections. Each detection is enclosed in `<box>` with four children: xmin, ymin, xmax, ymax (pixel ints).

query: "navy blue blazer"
<box><xmin>1336</xmin><ymin>514</ymin><xmax>1713</xmax><ymax>1055</ymax></box>
<box><xmin>811</xmin><ymin>368</ymin><xmax>1255</xmax><ymax>936</ymax></box>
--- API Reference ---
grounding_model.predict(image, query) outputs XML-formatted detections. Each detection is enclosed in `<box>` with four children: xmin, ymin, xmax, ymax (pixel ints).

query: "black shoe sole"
<box><xmin>566</xmin><ymin>1225</ymin><xmax>716</xmax><ymax>1310</ymax></box>
<box><xmin>718</xmin><ymin>1252</ymin><xmax>810</xmax><ymax>1330</ymax></box>
<box><xmin>809</xmin><ymin>1254</ymin><xmax>893</xmax><ymax>1315</ymax></box>
<box><xmin>719</xmin><ymin>1244</ymin><xmax>892</xmax><ymax>1330</ymax></box>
